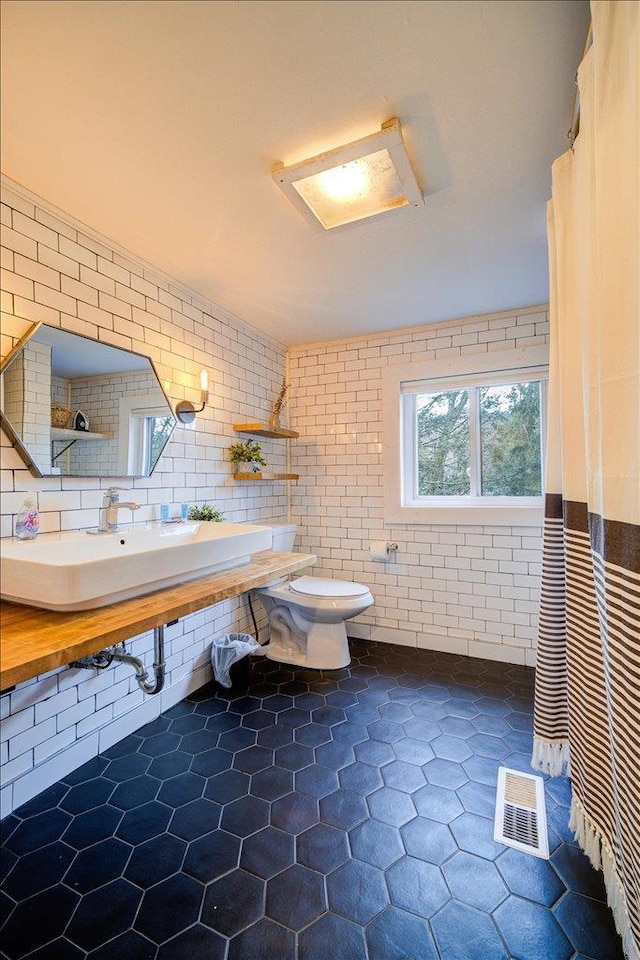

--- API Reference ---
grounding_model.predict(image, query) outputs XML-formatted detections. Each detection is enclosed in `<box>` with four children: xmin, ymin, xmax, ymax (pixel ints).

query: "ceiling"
<box><xmin>0</xmin><ymin>0</ymin><xmax>590</xmax><ymax>346</ymax></box>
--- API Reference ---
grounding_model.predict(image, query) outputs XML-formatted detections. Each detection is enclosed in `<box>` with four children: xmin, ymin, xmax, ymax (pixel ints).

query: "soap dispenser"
<box><xmin>15</xmin><ymin>497</ymin><xmax>40</xmax><ymax>540</ymax></box>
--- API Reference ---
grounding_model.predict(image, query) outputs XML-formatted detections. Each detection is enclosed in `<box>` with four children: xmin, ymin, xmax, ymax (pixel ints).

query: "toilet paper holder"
<box><xmin>370</xmin><ymin>540</ymin><xmax>399</xmax><ymax>561</ymax></box>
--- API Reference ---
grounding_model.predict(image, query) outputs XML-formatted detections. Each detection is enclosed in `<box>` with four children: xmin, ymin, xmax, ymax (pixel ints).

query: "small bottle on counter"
<box><xmin>181</xmin><ymin>502</ymin><xmax>189</xmax><ymax>521</ymax></box>
<box><xmin>15</xmin><ymin>497</ymin><xmax>40</xmax><ymax>540</ymax></box>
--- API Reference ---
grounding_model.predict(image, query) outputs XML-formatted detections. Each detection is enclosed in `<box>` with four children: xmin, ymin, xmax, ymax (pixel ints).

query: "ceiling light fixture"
<box><xmin>272</xmin><ymin>118</ymin><xmax>422</xmax><ymax>231</ymax></box>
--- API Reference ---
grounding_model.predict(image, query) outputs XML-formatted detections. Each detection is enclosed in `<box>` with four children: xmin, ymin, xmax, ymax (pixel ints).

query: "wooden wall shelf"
<box><xmin>233</xmin><ymin>422</ymin><xmax>299</xmax><ymax>439</ymax></box>
<box><xmin>234</xmin><ymin>472</ymin><xmax>299</xmax><ymax>481</ymax></box>
<box><xmin>51</xmin><ymin>427</ymin><xmax>111</xmax><ymax>441</ymax></box>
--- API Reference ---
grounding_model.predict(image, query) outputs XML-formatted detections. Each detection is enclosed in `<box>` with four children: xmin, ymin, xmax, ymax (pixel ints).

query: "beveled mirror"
<box><xmin>0</xmin><ymin>322</ymin><xmax>176</xmax><ymax>478</ymax></box>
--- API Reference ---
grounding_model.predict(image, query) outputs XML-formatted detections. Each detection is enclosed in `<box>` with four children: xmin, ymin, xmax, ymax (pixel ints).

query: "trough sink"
<box><xmin>0</xmin><ymin>521</ymin><xmax>273</xmax><ymax>611</ymax></box>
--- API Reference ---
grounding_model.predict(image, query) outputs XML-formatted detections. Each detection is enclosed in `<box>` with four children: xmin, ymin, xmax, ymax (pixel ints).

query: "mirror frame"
<box><xmin>0</xmin><ymin>321</ymin><xmax>176</xmax><ymax>479</ymax></box>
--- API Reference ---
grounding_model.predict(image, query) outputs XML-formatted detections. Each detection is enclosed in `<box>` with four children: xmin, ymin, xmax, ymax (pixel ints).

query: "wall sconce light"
<box><xmin>175</xmin><ymin>369</ymin><xmax>209</xmax><ymax>424</ymax></box>
<box><xmin>272</xmin><ymin>118</ymin><xmax>422</xmax><ymax>231</ymax></box>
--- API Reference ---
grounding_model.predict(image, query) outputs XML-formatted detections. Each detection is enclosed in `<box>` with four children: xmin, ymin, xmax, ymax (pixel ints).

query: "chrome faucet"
<box><xmin>90</xmin><ymin>487</ymin><xmax>140</xmax><ymax>534</ymax></box>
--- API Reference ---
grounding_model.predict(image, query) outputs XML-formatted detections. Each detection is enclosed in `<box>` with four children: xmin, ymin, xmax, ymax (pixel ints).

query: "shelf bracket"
<box><xmin>52</xmin><ymin>438</ymin><xmax>77</xmax><ymax>462</ymax></box>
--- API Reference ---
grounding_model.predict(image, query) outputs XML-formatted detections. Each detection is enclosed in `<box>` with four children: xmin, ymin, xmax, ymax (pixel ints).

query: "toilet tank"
<box><xmin>269</xmin><ymin>523</ymin><xmax>297</xmax><ymax>551</ymax></box>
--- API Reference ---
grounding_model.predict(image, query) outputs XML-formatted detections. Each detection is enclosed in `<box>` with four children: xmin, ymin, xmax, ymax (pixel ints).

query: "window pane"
<box><xmin>480</xmin><ymin>382</ymin><xmax>542</xmax><ymax>496</ymax></box>
<box><xmin>416</xmin><ymin>389</ymin><xmax>470</xmax><ymax>496</ymax></box>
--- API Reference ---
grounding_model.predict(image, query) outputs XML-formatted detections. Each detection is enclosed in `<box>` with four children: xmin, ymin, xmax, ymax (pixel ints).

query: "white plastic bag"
<box><xmin>210</xmin><ymin>633</ymin><xmax>265</xmax><ymax>688</ymax></box>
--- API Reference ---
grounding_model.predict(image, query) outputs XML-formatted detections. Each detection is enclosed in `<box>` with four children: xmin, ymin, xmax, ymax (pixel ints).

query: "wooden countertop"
<box><xmin>0</xmin><ymin>550</ymin><xmax>316</xmax><ymax>691</ymax></box>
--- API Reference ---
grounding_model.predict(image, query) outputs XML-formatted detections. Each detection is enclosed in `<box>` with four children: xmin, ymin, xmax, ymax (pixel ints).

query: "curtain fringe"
<box><xmin>531</xmin><ymin>736</ymin><xmax>571</xmax><ymax>776</ymax></box>
<box><xmin>570</xmin><ymin>793</ymin><xmax>640</xmax><ymax>960</ymax></box>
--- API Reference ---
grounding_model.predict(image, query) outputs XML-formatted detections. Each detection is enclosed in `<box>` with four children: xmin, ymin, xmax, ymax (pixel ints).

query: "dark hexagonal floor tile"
<box><xmin>240</xmin><ymin>825</ymin><xmax>295</xmax><ymax>879</ymax></box>
<box><xmin>551</xmin><ymin>842</ymin><xmax>607</xmax><ymax>901</ymax></box>
<box><xmin>205</xmin><ymin>712</ymin><xmax>241</xmax><ymax>736</ymax></box>
<box><xmin>5</xmin><ymin>841</ymin><xmax>73</xmax><ymax>904</ymax></box>
<box><xmin>467</xmin><ymin>733</ymin><xmax>509</xmax><ymax>760</ymax></box>
<box><xmin>274</xmin><ymin>741</ymin><xmax>314</xmax><ymax>771</ymax></box>
<box><xmin>365</xmin><ymin>906</ymin><xmax>438</xmax><ymax>960</ymax></box>
<box><xmin>147</xmin><ymin>750</ymin><xmax>192</xmax><ymax>780</ymax></box>
<box><xmin>168</xmin><ymin>714</ymin><xmax>206</xmax><ymax>735</ymax></box>
<box><xmin>156</xmin><ymin>923</ymin><xmax>226</xmax><ymax>960</ymax></box>
<box><xmin>413</xmin><ymin>782</ymin><xmax>464</xmax><ymax>823</ymax></box>
<box><xmin>241</xmin><ymin>709</ymin><xmax>277</xmax><ymax>731</ymax></box>
<box><xmin>105</xmin><ymin>753</ymin><xmax>151</xmax><ymax>782</ymax></box>
<box><xmin>367</xmin><ymin>787</ymin><xmax>416</xmax><ymax>827</ymax></box>
<box><xmin>422</xmin><ymin>757</ymin><xmax>469</xmax><ymax>790</ymax></box>
<box><xmin>553</xmin><ymin>891</ymin><xmax>623</xmax><ymax>959</ymax></box>
<box><xmin>439</xmin><ymin>716</ymin><xmax>476</xmax><ymax>739</ymax></box>
<box><xmin>456</xmin><ymin>780</ymin><xmax>496</xmax><ymax>819</ymax></box>
<box><xmin>190</xmin><ymin>747</ymin><xmax>233</xmax><ymax>778</ymax></box>
<box><xmin>7</xmin><ymin>809</ymin><xmax>73</xmax><ymax>855</ymax></box>
<box><xmin>220</xmin><ymin>794</ymin><xmax>270</xmax><ymax>837</ymax></box>
<box><xmin>366</xmin><ymin>718</ymin><xmax>405</xmax><ymax>743</ymax></box>
<box><xmin>251</xmin><ymin>765</ymin><xmax>293</xmax><ymax>801</ymax></box>
<box><xmin>124</xmin><ymin>832</ymin><xmax>187</xmax><ymax>888</ymax></box>
<box><xmin>350</xmin><ymin>818</ymin><xmax>404</xmax><ymax>870</ymax></box>
<box><xmin>297</xmin><ymin>822</ymin><xmax>350</xmax><ymax>874</ymax></box>
<box><xmin>277</xmin><ymin>707</ymin><xmax>311</xmax><ymax>728</ymax></box>
<box><xmin>295</xmin><ymin>722</ymin><xmax>332</xmax><ymax>747</ymax></box>
<box><xmin>392</xmin><ymin>737</ymin><xmax>435</xmax><ymax>766</ymax></box>
<box><xmin>63</xmin><ymin>805</ymin><xmax>121</xmax><ymax>850</ymax></box>
<box><xmin>471</xmin><ymin>713</ymin><xmax>512</xmax><ymax>737</ymax></box>
<box><xmin>496</xmin><ymin>846</ymin><xmax>566</xmax><ymax>907</ymax></box>
<box><xmin>81</xmin><ymin>928</ymin><xmax>153</xmax><ymax>960</ymax></box>
<box><xmin>462</xmin><ymin>754</ymin><xmax>500</xmax><ymax>786</ymax></box>
<box><xmin>138</xmin><ymin>731</ymin><xmax>181</xmax><ymax>757</ymax></box>
<box><xmin>262</xmin><ymin>694</ymin><xmax>294</xmax><ymax>713</ymax></box>
<box><xmin>311</xmin><ymin>704</ymin><xmax>346</xmax><ymax>726</ymax></box>
<box><xmin>450</xmin><ymin>811</ymin><xmax>503</xmax><ymax>860</ymax></box>
<box><xmin>217</xmin><ymin>726</ymin><xmax>257</xmax><ymax>752</ymax></box>
<box><xmin>431</xmin><ymin>900</ymin><xmax>507</xmax><ymax>960</ymax></box>
<box><xmin>443</xmin><ymin>851</ymin><xmax>509</xmax><ymax>911</ymax></box>
<box><xmin>265</xmin><ymin>863</ymin><xmax>326</xmax><ymax>931</ymax></box>
<box><xmin>204</xmin><ymin>769</ymin><xmax>250</xmax><ymax>805</ymax></box>
<box><xmin>116</xmin><ymin>801</ymin><xmax>170</xmax><ymax>844</ymax></box>
<box><xmin>59</xmin><ymin>778</ymin><xmax>114</xmax><ymax>814</ymax></box>
<box><xmin>110</xmin><ymin>775</ymin><xmax>160</xmax><ymax>810</ymax></box>
<box><xmin>331</xmin><ymin>721</ymin><xmax>368</xmax><ymax>746</ymax></box>
<box><xmin>320</xmin><ymin>788</ymin><xmax>368</xmax><ymax>831</ymax></box>
<box><xmin>156</xmin><ymin>771</ymin><xmax>204</xmax><ymax>808</ymax></box>
<box><xmin>298</xmin><ymin>912</ymin><xmax>366</xmax><ymax>960</ymax></box>
<box><xmin>13</xmin><ymin>782</ymin><xmax>68</xmax><ymax>817</ymax></box>
<box><xmin>315</xmin><ymin>739</ymin><xmax>355</xmax><ymax>770</ymax></box>
<box><xmin>271</xmin><ymin>791</ymin><xmax>319</xmax><ymax>835</ymax></box>
<box><xmin>227</xmin><ymin>695</ymin><xmax>262</xmax><ymax>716</ymax></box>
<box><xmin>401</xmin><ymin>817</ymin><xmax>457</xmax><ymax>864</ymax></box>
<box><xmin>386</xmin><ymin>855</ymin><xmax>449</xmax><ymax>919</ymax></box>
<box><xmin>352</xmin><ymin>738</ymin><xmax>395</xmax><ymax>767</ymax></box>
<box><xmin>182</xmin><ymin>828</ymin><xmax>240</xmax><ymax>883</ymax></box>
<box><xmin>379</xmin><ymin>701</ymin><xmax>414</xmax><ymax>723</ymax></box>
<box><xmin>202</xmin><ymin>868</ymin><xmax>265</xmax><ymax>937</ymax></box>
<box><xmin>256</xmin><ymin>723</ymin><xmax>293</xmax><ymax>750</ymax></box>
<box><xmin>381</xmin><ymin>759</ymin><xmax>427</xmax><ymax>794</ymax></box>
<box><xmin>402</xmin><ymin>717</ymin><xmax>442</xmax><ymax>742</ymax></box>
<box><xmin>62</xmin><ymin>755</ymin><xmax>109</xmax><ymax>786</ymax></box>
<box><xmin>228</xmin><ymin>917</ymin><xmax>295</xmax><ymax>960</ymax></box>
<box><xmin>431</xmin><ymin>734</ymin><xmax>473</xmax><ymax>763</ymax></box>
<box><xmin>169</xmin><ymin>797</ymin><xmax>221</xmax><ymax>840</ymax></box>
<box><xmin>338</xmin><ymin>761</ymin><xmax>384</xmax><ymax>796</ymax></box>
<box><xmin>64</xmin><ymin>837</ymin><xmax>131</xmax><ymax>894</ymax></box>
<box><xmin>66</xmin><ymin>878</ymin><xmax>141</xmax><ymax>952</ymax></box>
<box><xmin>1</xmin><ymin>885</ymin><xmax>80</xmax><ymax>958</ymax></box>
<box><xmin>327</xmin><ymin>858</ymin><xmax>389</xmax><ymax>924</ymax></box>
<box><xmin>295</xmin><ymin>763</ymin><xmax>339</xmax><ymax>798</ymax></box>
<box><xmin>135</xmin><ymin>873</ymin><xmax>203</xmax><ymax>944</ymax></box>
<box><xmin>494</xmin><ymin>895</ymin><xmax>573</xmax><ymax>960</ymax></box>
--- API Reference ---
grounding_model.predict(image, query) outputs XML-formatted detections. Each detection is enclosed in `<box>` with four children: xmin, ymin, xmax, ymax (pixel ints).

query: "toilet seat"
<box><xmin>289</xmin><ymin>576</ymin><xmax>370</xmax><ymax>599</ymax></box>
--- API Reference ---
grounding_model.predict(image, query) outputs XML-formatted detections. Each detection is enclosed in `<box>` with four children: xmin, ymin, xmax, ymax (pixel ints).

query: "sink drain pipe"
<box><xmin>70</xmin><ymin>625</ymin><xmax>166</xmax><ymax>696</ymax></box>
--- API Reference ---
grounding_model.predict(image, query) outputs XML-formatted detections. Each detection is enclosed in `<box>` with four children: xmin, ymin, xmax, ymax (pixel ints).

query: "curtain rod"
<box><xmin>568</xmin><ymin>20</ymin><xmax>594</xmax><ymax>143</ymax></box>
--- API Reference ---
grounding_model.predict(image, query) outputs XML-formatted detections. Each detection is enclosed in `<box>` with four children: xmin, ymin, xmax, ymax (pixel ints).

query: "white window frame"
<box><xmin>382</xmin><ymin>346</ymin><xmax>548</xmax><ymax>526</ymax></box>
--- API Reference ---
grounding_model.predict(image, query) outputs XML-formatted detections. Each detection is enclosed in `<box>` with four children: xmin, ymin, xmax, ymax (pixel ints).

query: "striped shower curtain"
<box><xmin>532</xmin><ymin>3</ymin><xmax>639</xmax><ymax>957</ymax></box>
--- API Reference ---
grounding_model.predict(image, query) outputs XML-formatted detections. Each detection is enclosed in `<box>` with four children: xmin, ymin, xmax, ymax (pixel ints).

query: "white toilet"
<box><xmin>255</xmin><ymin>524</ymin><xmax>374</xmax><ymax>669</ymax></box>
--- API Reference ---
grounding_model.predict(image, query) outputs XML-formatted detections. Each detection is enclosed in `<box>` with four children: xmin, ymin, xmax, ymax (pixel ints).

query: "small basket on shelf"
<box><xmin>51</xmin><ymin>403</ymin><xmax>72</xmax><ymax>428</ymax></box>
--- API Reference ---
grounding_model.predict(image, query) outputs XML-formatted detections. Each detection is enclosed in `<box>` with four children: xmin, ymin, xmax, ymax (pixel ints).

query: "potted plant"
<box><xmin>187</xmin><ymin>503</ymin><xmax>225</xmax><ymax>522</ymax></box>
<box><xmin>228</xmin><ymin>439</ymin><xmax>267</xmax><ymax>476</ymax></box>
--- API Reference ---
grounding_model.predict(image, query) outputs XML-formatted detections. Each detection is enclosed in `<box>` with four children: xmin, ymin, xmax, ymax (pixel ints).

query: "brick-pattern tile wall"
<box><xmin>0</xmin><ymin>180</ymin><xmax>290</xmax><ymax>815</ymax></box>
<box><xmin>288</xmin><ymin>307</ymin><xmax>549</xmax><ymax>667</ymax></box>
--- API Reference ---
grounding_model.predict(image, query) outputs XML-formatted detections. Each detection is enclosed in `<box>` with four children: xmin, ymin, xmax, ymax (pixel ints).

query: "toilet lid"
<box><xmin>289</xmin><ymin>576</ymin><xmax>370</xmax><ymax>599</ymax></box>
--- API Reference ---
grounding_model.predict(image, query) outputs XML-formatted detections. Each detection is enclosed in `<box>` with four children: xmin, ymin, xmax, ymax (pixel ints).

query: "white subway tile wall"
<box><xmin>288</xmin><ymin>306</ymin><xmax>549</xmax><ymax>669</ymax></box>
<box><xmin>0</xmin><ymin>183</ymin><xmax>289</xmax><ymax>815</ymax></box>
